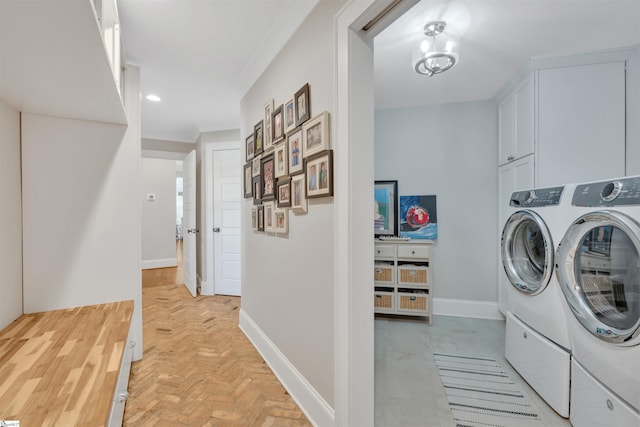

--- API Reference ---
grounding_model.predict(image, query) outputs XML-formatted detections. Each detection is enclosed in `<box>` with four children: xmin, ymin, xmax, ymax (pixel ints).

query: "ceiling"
<box><xmin>374</xmin><ymin>0</ymin><xmax>640</xmax><ymax>110</ymax></box>
<box><xmin>118</xmin><ymin>0</ymin><xmax>318</xmax><ymax>143</ymax></box>
<box><xmin>118</xmin><ymin>0</ymin><xmax>640</xmax><ymax>144</ymax></box>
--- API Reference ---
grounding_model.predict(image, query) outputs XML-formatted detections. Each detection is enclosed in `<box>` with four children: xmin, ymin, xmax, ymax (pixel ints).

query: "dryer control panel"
<box><xmin>572</xmin><ymin>176</ymin><xmax>640</xmax><ymax>207</ymax></box>
<box><xmin>510</xmin><ymin>186</ymin><xmax>564</xmax><ymax>207</ymax></box>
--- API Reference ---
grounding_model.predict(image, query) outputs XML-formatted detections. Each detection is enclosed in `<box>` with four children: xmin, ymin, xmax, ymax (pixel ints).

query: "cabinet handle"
<box><xmin>128</xmin><ymin>341</ymin><xmax>136</xmax><ymax>349</ymax></box>
<box><xmin>507</xmin><ymin>155</ymin><xmax>515</xmax><ymax>161</ymax></box>
<box><xmin>411</xmin><ymin>250</ymin><xmax>415</xmax><ymax>254</ymax></box>
<box><xmin>117</xmin><ymin>391</ymin><xmax>129</xmax><ymax>402</ymax></box>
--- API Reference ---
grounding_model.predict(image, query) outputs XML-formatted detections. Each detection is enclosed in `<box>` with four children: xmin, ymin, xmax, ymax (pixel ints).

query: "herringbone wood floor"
<box><xmin>124</xmin><ymin>243</ymin><xmax>311</xmax><ymax>426</ymax></box>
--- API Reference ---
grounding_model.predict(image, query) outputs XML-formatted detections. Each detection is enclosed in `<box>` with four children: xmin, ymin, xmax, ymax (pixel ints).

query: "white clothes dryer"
<box><xmin>556</xmin><ymin>176</ymin><xmax>640</xmax><ymax>426</ymax></box>
<box><xmin>501</xmin><ymin>185</ymin><xmax>571</xmax><ymax>417</ymax></box>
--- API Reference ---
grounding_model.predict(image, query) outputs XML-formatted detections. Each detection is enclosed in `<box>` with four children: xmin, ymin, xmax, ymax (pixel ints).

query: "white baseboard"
<box><xmin>141</xmin><ymin>258</ymin><xmax>177</xmax><ymax>270</ymax></box>
<box><xmin>434</xmin><ymin>298</ymin><xmax>504</xmax><ymax>320</ymax></box>
<box><xmin>239</xmin><ymin>309</ymin><xmax>334</xmax><ymax>427</ymax></box>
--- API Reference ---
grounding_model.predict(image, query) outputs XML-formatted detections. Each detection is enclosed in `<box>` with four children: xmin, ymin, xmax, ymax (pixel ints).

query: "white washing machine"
<box><xmin>556</xmin><ymin>175</ymin><xmax>640</xmax><ymax>426</ymax></box>
<box><xmin>501</xmin><ymin>185</ymin><xmax>572</xmax><ymax>417</ymax></box>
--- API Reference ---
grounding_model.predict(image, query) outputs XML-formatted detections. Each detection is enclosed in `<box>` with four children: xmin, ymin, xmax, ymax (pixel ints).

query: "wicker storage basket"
<box><xmin>397</xmin><ymin>265</ymin><xmax>429</xmax><ymax>286</ymax></box>
<box><xmin>374</xmin><ymin>264</ymin><xmax>395</xmax><ymax>284</ymax></box>
<box><xmin>397</xmin><ymin>289</ymin><xmax>429</xmax><ymax>313</ymax></box>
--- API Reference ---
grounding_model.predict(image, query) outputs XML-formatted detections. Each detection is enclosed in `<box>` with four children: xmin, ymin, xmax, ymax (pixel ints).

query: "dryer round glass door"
<box><xmin>502</xmin><ymin>210</ymin><xmax>554</xmax><ymax>295</ymax></box>
<box><xmin>556</xmin><ymin>210</ymin><xmax>640</xmax><ymax>345</ymax></box>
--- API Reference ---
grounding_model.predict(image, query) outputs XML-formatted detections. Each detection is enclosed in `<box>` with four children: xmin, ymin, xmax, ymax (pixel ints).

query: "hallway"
<box><xmin>124</xmin><ymin>251</ymin><xmax>311</xmax><ymax>426</ymax></box>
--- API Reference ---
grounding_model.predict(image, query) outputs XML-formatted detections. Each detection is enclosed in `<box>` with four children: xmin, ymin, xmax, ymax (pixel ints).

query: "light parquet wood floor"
<box><xmin>124</xmin><ymin>244</ymin><xmax>311</xmax><ymax>427</ymax></box>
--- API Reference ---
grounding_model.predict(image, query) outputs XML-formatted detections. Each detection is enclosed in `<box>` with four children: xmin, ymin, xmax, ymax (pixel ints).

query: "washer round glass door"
<box><xmin>502</xmin><ymin>210</ymin><xmax>554</xmax><ymax>295</ymax></box>
<box><xmin>556</xmin><ymin>210</ymin><xmax>640</xmax><ymax>345</ymax></box>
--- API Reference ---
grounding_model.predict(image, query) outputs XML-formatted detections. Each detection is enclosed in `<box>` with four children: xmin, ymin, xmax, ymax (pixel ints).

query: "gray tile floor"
<box><xmin>375</xmin><ymin>315</ymin><xmax>573</xmax><ymax>427</ymax></box>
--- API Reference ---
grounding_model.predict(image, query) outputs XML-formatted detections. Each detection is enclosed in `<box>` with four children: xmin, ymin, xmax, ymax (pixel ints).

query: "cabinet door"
<box><xmin>514</xmin><ymin>74</ymin><xmax>534</xmax><ymax>159</ymax></box>
<box><xmin>499</xmin><ymin>74</ymin><xmax>534</xmax><ymax>165</ymax></box>
<box><xmin>537</xmin><ymin>62</ymin><xmax>625</xmax><ymax>187</ymax></box>
<box><xmin>497</xmin><ymin>155</ymin><xmax>534</xmax><ymax>313</ymax></box>
<box><xmin>498</xmin><ymin>94</ymin><xmax>515</xmax><ymax>165</ymax></box>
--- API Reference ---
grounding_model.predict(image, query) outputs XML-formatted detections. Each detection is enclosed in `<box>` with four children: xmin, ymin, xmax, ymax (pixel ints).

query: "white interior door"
<box><xmin>213</xmin><ymin>149</ymin><xmax>241</xmax><ymax>296</ymax></box>
<box><xmin>182</xmin><ymin>150</ymin><xmax>197</xmax><ymax>297</ymax></box>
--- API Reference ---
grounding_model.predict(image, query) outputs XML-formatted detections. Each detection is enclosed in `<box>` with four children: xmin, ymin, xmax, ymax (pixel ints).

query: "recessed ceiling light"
<box><xmin>146</xmin><ymin>94</ymin><xmax>161</xmax><ymax>102</ymax></box>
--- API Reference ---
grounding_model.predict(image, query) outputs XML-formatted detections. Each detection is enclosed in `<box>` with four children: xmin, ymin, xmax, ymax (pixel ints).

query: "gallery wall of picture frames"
<box><xmin>244</xmin><ymin>83</ymin><xmax>334</xmax><ymax>236</ymax></box>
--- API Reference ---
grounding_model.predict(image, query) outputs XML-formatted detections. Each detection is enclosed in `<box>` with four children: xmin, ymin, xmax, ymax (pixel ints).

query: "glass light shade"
<box><xmin>413</xmin><ymin>22</ymin><xmax>459</xmax><ymax>76</ymax></box>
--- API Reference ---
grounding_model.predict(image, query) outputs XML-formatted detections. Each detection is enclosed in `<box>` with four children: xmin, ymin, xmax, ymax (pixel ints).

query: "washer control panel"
<box><xmin>509</xmin><ymin>186</ymin><xmax>564</xmax><ymax>207</ymax></box>
<box><xmin>572</xmin><ymin>176</ymin><xmax>640</xmax><ymax>206</ymax></box>
<box><xmin>571</xmin><ymin>176</ymin><xmax>640</xmax><ymax>207</ymax></box>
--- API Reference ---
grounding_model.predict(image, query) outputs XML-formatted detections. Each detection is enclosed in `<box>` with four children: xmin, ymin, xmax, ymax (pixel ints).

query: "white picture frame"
<box><xmin>291</xmin><ymin>174</ymin><xmax>308</xmax><ymax>213</ymax></box>
<box><xmin>274</xmin><ymin>208</ymin><xmax>289</xmax><ymax>234</ymax></box>
<box><xmin>264</xmin><ymin>201</ymin><xmax>275</xmax><ymax>233</ymax></box>
<box><xmin>264</xmin><ymin>99</ymin><xmax>274</xmax><ymax>152</ymax></box>
<box><xmin>302</xmin><ymin>111</ymin><xmax>330</xmax><ymax>159</ymax></box>
<box><xmin>274</xmin><ymin>142</ymin><xmax>288</xmax><ymax>178</ymax></box>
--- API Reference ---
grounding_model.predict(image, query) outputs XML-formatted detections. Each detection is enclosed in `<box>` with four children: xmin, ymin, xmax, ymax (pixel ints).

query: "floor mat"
<box><xmin>434</xmin><ymin>352</ymin><xmax>545</xmax><ymax>427</ymax></box>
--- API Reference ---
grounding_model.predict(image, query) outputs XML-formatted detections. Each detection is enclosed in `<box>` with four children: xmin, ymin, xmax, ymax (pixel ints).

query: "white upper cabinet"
<box><xmin>536</xmin><ymin>61</ymin><xmax>625</xmax><ymax>187</ymax></box>
<box><xmin>0</xmin><ymin>0</ymin><xmax>126</xmax><ymax>125</ymax></box>
<box><xmin>498</xmin><ymin>73</ymin><xmax>535</xmax><ymax>166</ymax></box>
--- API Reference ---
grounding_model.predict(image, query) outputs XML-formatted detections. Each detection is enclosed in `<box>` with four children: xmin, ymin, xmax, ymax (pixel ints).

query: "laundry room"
<box><xmin>372</xmin><ymin>1</ymin><xmax>640</xmax><ymax>425</ymax></box>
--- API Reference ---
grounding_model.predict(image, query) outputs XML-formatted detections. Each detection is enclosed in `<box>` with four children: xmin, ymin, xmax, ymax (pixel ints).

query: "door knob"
<box><xmin>213</xmin><ymin>227</ymin><xmax>220</xmax><ymax>232</ymax></box>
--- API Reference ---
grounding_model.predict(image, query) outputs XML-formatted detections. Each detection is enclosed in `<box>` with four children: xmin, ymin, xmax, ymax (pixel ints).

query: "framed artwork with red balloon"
<box><xmin>399</xmin><ymin>195</ymin><xmax>438</xmax><ymax>240</ymax></box>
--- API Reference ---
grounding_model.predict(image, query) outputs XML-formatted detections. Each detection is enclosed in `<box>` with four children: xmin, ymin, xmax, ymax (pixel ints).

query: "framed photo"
<box><xmin>303</xmin><ymin>111</ymin><xmax>329</xmax><ymax>159</ymax></box>
<box><xmin>284</xmin><ymin>98</ymin><xmax>296</xmax><ymax>133</ymax></box>
<box><xmin>274</xmin><ymin>208</ymin><xmax>289</xmax><ymax>234</ymax></box>
<box><xmin>295</xmin><ymin>83</ymin><xmax>310</xmax><ymax>126</ymax></box>
<box><xmin>291</xmin><ymin>174</ymin><xmax>307</xmax><ymax>213</ymax></box>
<box><xmin>244</xmin><ymin>163</ymin><xmax>253</xmax><ymax>198</ymax></box>
<box><xmin>287</xmin><ymin>128</ymin><xmax>304</xmax><ymax>175</ymax></box>
<box><xmin>272</xmin><ymin>104</ymin><xmax>285</xmax><ymax>144</ymax></box>
<box><xmin>254</xmin><ymin>120</ymin><xmax>264</xmax><ymax>155</ymax></box>
<box><xmin>264</xmin><ymin>99</ymin><xmax>274</xmax><ymax>151</ymax></box>
<box><xmin>274</xmin><ymin>142</ymin><xmax>288</xmax><ymax>178</ymax></box>
<box><xmin>305</xmin><ymin>149</ymin><xmax>333</xmax><ymax>199</ymax></box>
<box><xmin>251</xmin><ymin>207</ymin><xmax>257</xmax><ymax>230</ymax></box>
<box><xmin>374</xmin><ymin>180</ymin><xmax>398</xmax><ymax>237</ymax></box>
<box><xmin>245</xmin><ymin>134</ymin><xmax>255</xmax><ymax>161</ymax></box>
<box><xmin>252</xmin><ymin>155</ymin><xmax>261</xmax><ymax>177</ymax></box>
<box><xmin>260</xmin><ymin>154</ymin><xmax>276</xmax><ymax>201</ymax></box>
<box><xmin>264</xmin><ymin>201</ymin><xmax>275</xmax><ymax>233</ymax></box>
<box><xmin>257</xmin><ymin>205</ymin><xmax>265</xmax><ymax>231</ymax></box>
<box><xmin>277</xmin><ymin>177</ymin><xmax>292</xmax><ymax>207</ymax></box>
<box><xmin>252</xmin><ymin>175</ymin><xmax>262</xmax><ymax>205</ymax></box>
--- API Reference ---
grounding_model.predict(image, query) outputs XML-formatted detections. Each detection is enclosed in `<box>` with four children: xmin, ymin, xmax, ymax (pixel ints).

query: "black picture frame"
<box><xmin>245</xmin><ymin>133</ymin><xmax>255</xmax><ymax>162</ymax></box>
<box><xmin>252</xmin><ymin>175</ymin><xmax>262</xmax><ymax>205</ymax></box>
<box><xmin>305</xmin><ymin>149</ymin><xmax>333</xmax><ymax>199</ymax></box>
<box><xmin>271</xmin><ymin>104</ymin><xmax>285</xmax><ymax>144</ymax></box>
<box><xmin>257</xmin><ymin>205</ymin><xmax>265</xmax><ymax>231</ymax></box>
<box><xmin>374</xmin><ymin>180</ymin><xmax>399</xmax><ymax>237</ymax></box>
<box><xmin>254</xmin><ymin>120</ymin><xmax>264</xmax><ymax>155</ymax></box>
<box><xmin>277</xmin><ymin>177</ymin><xmax>292</xmax><ymax>207</ymax></box>
<box><xmin>260</xmin><ymin>154</ymin><xmax>276</xmax><ymax>201</ymax></box>
<box><xmin>295</xmin><ymin>83</ymin><xmax>310</xmax><ymax>126</ymax></box>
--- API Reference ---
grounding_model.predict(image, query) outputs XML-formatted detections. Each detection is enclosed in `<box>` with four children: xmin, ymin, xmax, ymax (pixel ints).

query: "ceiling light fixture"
<box><xmin>146</xmin><ymin>94</ymin><xmax>162</xmax><ymax>102</ymax></box>
<box><xmin>413</xmin><ymin>20</ymin><xmax>458</xmax><ymax>76</ymax></box>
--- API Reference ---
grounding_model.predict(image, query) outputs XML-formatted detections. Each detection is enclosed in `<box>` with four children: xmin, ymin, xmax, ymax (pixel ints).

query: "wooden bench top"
<box><xmin>0</xmin><ymin>300</ymin><xmax>134</xmax><ymax>426</ymax></box>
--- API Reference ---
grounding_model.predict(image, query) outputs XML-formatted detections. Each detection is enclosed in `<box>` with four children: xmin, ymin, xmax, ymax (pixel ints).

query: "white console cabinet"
<box><xmin>374</xmin><ymin>240</ymin><xmax>432</xmax><ymax>324</ymax></box>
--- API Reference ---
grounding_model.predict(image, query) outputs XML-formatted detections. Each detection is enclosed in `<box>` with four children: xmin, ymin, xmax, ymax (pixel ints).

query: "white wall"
<box><xmin>239</xmin><ymin>0</ymin><xmax>345</xmax><ymax>420</ymax></box>
<box><xmin>627</xmin><ymin>44</ymin><xmax>640</xmax><ymax>175</ymax></box>
<box><xmin>375</xmin><ymin>101</ymin><xmax>498</xmax><ymax>302</ymax></box>
<box><xmin>141</xmin><ymin>157</ymin><xmax>177</xmax><ymax>269</ymax></box>
<box><xmin>20</xmin><ymin>66</ymin><xmax>143</xmax><ymax>359</ymax></box>
<box><xmin>0</xmin><ymin>98</ymin><xmax>23</xmax><ymax>330</ymax></box>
